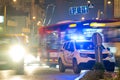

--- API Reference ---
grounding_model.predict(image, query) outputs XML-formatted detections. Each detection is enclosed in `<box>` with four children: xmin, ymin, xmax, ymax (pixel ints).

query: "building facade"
<box><xmin>114</xmin><ymin>0</ymin><xmax>120</xmax><ymax>19</ymax></box>
<box><xmin>0</xmin><ymin>0</ymin><xmax>45</xmax><ymax>34</ymax></box>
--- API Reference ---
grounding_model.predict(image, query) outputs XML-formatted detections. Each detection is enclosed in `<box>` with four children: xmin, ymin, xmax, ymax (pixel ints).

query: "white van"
<box><xmin>58</xmin><ymin>40</ymin><xmax>115</xmax><ymax>74</ymax></box>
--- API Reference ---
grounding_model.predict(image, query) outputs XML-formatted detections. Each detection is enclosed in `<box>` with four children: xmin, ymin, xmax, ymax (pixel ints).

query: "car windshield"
<box><xmin>75</xmin><ymin>42</ymin><xmax>94</xmax><ymax>50</ymax></box>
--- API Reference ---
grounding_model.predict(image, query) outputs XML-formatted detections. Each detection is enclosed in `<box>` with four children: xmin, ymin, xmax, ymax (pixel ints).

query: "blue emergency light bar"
<box><xmin>70</xmin><ymin>35</ymin><xmax>85</xmax><ymax>40</ymax></box>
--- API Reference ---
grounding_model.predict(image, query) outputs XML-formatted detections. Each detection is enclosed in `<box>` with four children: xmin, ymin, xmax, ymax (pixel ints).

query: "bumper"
<box><xmin>79</xmin><ymin>60</ymin><xmax>115</xmax><ymax>70</ymax></box>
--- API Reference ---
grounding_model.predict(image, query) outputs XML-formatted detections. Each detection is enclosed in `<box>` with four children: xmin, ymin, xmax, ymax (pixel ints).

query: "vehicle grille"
<box><xmin>88</xmin><ymin>54</ymin><xmax>108</xmax><ymax>59</ymax></box>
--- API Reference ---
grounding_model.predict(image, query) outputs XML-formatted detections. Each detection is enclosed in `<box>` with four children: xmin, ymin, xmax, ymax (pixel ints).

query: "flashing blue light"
<box><xmin>78</xmin><ymin>36</ymin><xmax>85</xmax><ymax>40</ymax></box>
<box><xmin>71</xmin><ymin>35</ymin><xmax>85</xmax><ymax>40</ymax></box>
<box><xmin>71</xmin><ymin>35</ymin><xmax>78</xmax><ymax>40</ymax></box>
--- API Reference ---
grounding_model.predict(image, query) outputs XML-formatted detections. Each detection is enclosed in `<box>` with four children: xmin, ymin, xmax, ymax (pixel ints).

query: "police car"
<box><xmin>58</xmin><ymin>40</ymin><xmax>115</xmax><ymax>74</ymax></box>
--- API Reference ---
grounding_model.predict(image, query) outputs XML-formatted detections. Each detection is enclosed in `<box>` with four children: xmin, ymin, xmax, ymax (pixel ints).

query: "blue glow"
<box><xmin>71</xmin><ymin>35</ymin><xmax>86</xmax><ymax>40</ymax></box>
<box><xmin>83</xmin><ymin>29</ymin><xmax>103</xmax><ymax>37</ymax></box>
<box><xmin>71</xmin><ymin>35</ymin><xmax>78</xmax><ymax>40</ymax></box>
<box><xmin>69</xmin><ymin>6</ymin><xmax>88</xmax><ymax>15</ymax></box>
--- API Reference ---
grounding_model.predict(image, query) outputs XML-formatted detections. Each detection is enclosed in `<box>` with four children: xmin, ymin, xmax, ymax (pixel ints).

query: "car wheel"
<box><xmin>73</xmin><ymin>59</ymin><xmax>81</xmax><ymax>74</ymax></box>
<box><xmin>106</xmin><ymin>62</ymin><xmax>115</xmax><ymax>72</ymax></box>
<box><xmin>58</xmin><ymin>59</ymin><xmax>65</xmax><ymax>72</ymax></box>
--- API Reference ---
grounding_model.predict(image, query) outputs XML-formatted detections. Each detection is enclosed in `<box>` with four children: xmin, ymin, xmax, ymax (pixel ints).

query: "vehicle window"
<box><xmin>63</xmin><ymin>43</ymin><xmax>66</xmax><ymax>49</ymax></box>
<box><xmin>75</xmin><ymin>42</ymin><xmax>94</xmax><ymax>50</ymax></box>
<box><xmin>64</xmin><ymin>42</ymin><xmax>70</xmax><ymax>50</ymax></box>
<box><xmin>46</xmin><ymin>32</ymin><xmax>60</xmax><ymax>50</ymax></box>
<box><xmin>69</xmin><ymin>42</ymin><xmax>74</xmax><ymax>52</ymax></box>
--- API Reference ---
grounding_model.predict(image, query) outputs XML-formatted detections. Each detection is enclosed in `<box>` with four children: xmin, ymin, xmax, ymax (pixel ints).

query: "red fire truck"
<box><xmin>38</xmin><ymin>21</ymin><xmax>80</xmax><ymax>67</ymax></box>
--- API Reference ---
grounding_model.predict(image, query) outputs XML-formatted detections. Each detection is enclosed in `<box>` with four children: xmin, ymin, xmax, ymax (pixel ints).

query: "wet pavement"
<box><xmin>0</xmin><ymin>66</ymin><xmax>80</xmax><ymax>80</ymax></box>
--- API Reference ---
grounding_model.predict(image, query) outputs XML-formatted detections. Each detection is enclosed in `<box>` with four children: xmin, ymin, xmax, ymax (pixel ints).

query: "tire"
<box><xmin>58</xmin><ymin>59</ymin><xmax>65</xmax><ymax>72</ymax></box>
<box><xmin>73</xmin><ymin>59</ymin><xmax>81</xmax><ymax>74</ymax></box>
<box><xmin>106</xmin><ymin>62</ymin><xmax>115</xmax><ymax>72</ymax></box>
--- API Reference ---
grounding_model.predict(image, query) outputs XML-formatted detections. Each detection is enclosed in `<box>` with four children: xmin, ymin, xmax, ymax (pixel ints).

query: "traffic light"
<box><xmin>35</xmin><ymin>0</ymin><xmax>39</xmax><ymax>5</ymax></box>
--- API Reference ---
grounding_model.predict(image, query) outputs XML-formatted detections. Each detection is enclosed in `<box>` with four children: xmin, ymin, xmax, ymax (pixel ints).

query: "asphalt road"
<box><xmin>0</xmin><ymin>65</ymin><xmax>80</xmax><ymax>80</ymax></box>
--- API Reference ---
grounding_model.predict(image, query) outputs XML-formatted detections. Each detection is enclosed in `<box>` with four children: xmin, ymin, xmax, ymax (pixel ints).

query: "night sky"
<box><xmin>44</xmin><ymin>0</ymin><xmax>113</xmax><ymax>25</ymax></box>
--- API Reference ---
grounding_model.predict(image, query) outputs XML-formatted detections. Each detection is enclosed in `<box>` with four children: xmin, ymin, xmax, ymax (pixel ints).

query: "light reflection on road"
<box><xmin>24</xmin><ymin>65</ymin><xmax>49</xmax><ymax>75</ymax></box>
<box><xmin>0</xmin><ymin>65</ymin><xmax>80</xmax><ymax>80</ymax></box>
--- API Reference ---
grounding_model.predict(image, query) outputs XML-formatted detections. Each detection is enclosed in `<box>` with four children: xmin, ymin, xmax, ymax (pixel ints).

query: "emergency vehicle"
<box><xmin>57</xmin><ymin>20</ymin><xmax>120</xmax><ymax>74</ymax></box>
<box><xmin>58</xmin><ymin>39</ymin><xmax>115</xmax><ymax>74</ymax></box>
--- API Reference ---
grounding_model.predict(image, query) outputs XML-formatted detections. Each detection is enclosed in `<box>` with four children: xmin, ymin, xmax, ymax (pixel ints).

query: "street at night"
<box><xmin>0</xmin><ymin>66</ymin><xmax>80</xmax><ymax>80</ymax></box>
<box><xmin>0</xmin><ymin>0</ymin><xmax>120</xmax><ymax>80</ymax></box>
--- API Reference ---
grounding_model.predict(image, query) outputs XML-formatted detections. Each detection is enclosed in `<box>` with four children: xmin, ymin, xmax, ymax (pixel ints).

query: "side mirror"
<box><xmin>107</xmin><ymin>47</ymin><xmax>110</xmax><ymax>51</ymax></box>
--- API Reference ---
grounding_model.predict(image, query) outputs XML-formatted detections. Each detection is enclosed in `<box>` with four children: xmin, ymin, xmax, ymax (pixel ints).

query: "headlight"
<box><xmin>9</xmin><ymin>45</ymin><xmax>25</xmax><ymax>62</ymax></box>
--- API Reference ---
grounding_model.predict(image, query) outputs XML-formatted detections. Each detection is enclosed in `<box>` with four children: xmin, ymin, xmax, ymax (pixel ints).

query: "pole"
<box><xmin>4</xmin><ymin>5</ymin><xmax>6</xmax><ymax>33</ymax></box>
<box><xmin>97</xmin><ymin>9</ymin><xmax>100</xmax><ymax>19</ymax></box>
<box><xmin>47</xmin><ymin>5</ymin><xmax>56</xmax><ymax>25</ymax></box>
<box><xmin>92</xmin><ymin>33</ymin><xmax>103</xmax><ymax>63</ymax></box>
<box><xmin>104</xmin><ymin>0</ymin><xmax>107</xmax><ymax>19</ymax></box>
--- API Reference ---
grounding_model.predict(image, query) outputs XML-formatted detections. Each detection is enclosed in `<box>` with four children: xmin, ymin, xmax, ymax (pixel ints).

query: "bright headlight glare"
<box><xmin>9</xmin><ymin>45</ymin><xmax>25</xmax><ymax>62</ymax></box>
<box><xmin>24</xmin><ymin>54</ymin><xmax>36</xmax><ymax>64</ymax></box>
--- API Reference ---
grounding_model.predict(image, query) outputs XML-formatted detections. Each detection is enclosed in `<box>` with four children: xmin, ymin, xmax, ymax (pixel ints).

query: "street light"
<box><xmin>81</xmin><ymin>17</ymin><xmax>85</xmax><ymax>21</ymax></box>
<box><xmin>13</xmin><ymin>0</ymin><xmax>17</xmax><ymax>2</ymax></box>
<box><xmin>87</xmin><ymin>1</ymin><xmax>91</xmax><ymax>4</ymax></box>
<box><xmin>107</xmin><ymin>1</ymin><xmax>111</xmax><ymax>5</ymax></box>
<box><xmin>104</xmin><ymin>0</ymin><xmax>112</xmax><ymax>19</ymax></box>
<box><xmin>32</xmin><ymin>16</ymin><xmax>36</xmax><ymax>20</ymax></box>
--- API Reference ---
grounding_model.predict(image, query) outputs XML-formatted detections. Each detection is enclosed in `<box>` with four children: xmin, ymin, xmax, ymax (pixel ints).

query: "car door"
<box><xmin>67</xmin><ymin>42</ymin><xmax>75</xmax><ymax>64</ymax></box>
<box><xmin>63</xmin><ymin>42</ymin><xmax>70</xmax><ymax>64</ymax></box>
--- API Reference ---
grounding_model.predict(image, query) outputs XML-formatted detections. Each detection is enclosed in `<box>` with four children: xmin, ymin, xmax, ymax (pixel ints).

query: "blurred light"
<box><xmin>41</xmin><ymin>63</ymin><xmax>50</xmax><ymax>68</ymax></box>
<box><xmin>100</xmin><ymin>11</ymin><xmax>103</xmax><ymax>15</ymax></box>
<box><xmin>75</xmin><ymin>70</ymin><xmax>89</xmax><ymax>80</ymax></box>
<box><xmin>9</xmin><ymin>45</ymin><xmax>25</xmax><ymax>62</ymax></box>
<box><xmin>13</xmin><ymin>0</ymin><xmax>17</xmax><ymax>2</ymax></box>
<box><xmin>24</xmin><ymin>54</ymin><xmax>36</xmax><ymax>64</ymax></box>
<box><xmin>42</xmin><ymin>63</ymin><xmax>47</xmax><ymax>66</ymax></box>
<box><xmin>96</xmin><ymin>18</ymin><xmax>99</xmax><ymax>20</ymax></box>
<box><xmin>21</xmin><ymin>33</ymin><xmax>25</xmax><ymax>36</ymax></box>
<box><xmin>32</xmin><ymin>16</ymin><xmax>36</xmax><ymax>20</ymax></box>
<box><xmin>71</xmin><ymin>35</ymin><xmax>78</xmax><ymax>40</ymax></box>
<box><xmin>56</xmin><ymin>65</ymin><xmax>59</xmax><ymax>68</ymax></box>
<box><xmin>10</xmin><ymin>77</ymin><xmax>22</xmax><ymax>80</ymax></box>
<box><xmin>107</xmin><ymin>1</ymin><xmax>111</xmax><ymax>5</ymax></box>
<box><xmin>109</xmin><ymin>47</ymin><xmax>117</xmax><ymax>53</ymax></box>
<box><xmin>0</xmin><ymin>16</ymin><xmax>4</xmax><ymax>23</ymax></box>
<box><xmin>71</xmin><ymin>35</ymin><xmax>85</xmax><ymax>40</ymax></box>
<box><xmin>83</xmin><ymin>23</ymin><xmax>89</xmax><ymax>26</ymax></box>
<box><xmin>87</xmin><ymin>1</ymin><xmax>91</xmax><ymax>4</ymax></box>
<box><xmin>83</xmin><ymin>29</ymin><xmax>102</xmax><ymax>37</ymax></box>
<box><xmin>69</xmin><ymin>24</ymin><xmax>77</xmax><ymax>28</ymax></box>
<box><xmin>90</xmin><ymin>22</ymin><xmax>106</xmax><ymax>27</ymax></box>
<box><xmin>81</xmin><ymin>17</ymin><xmax>85</xmax><ymax>21</ymax></box>
<box><xmin>37</xmin><ymin>21</ymin><xmax>42</xmax><ymax>26</ymax></box>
